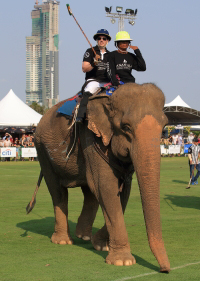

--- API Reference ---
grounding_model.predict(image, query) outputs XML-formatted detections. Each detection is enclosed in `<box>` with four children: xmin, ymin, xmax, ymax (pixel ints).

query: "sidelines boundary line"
<box><xmin>113</xmin><ymin>261</ymin><xmax>200</xmax><ymax>281</ymax></box>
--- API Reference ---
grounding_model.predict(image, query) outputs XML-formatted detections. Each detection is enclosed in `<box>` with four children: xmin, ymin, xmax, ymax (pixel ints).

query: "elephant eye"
<box><xmin>121</xmin><ymin>124</ymin><xmax>132</xmax><ymax>134</ymax></box>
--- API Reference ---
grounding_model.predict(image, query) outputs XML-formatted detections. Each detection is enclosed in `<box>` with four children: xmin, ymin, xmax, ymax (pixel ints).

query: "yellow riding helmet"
<box><xmin>114</xmin><ymin>31</ymin><xmax>133</xmax><ymax>42</ymax></box>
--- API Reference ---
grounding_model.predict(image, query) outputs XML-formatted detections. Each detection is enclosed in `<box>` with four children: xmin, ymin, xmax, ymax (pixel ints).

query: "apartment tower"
<box><xmin>26</xmin><ymin>0</ymin><xmax>60</xmax><ymax>107</ymax></box>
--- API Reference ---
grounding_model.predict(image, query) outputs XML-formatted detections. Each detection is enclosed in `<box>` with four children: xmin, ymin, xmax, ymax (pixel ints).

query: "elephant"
<box><xmin>27</xmin><ymin>82</ymin><xmax>170</xmax><ymax>272</ymax></box>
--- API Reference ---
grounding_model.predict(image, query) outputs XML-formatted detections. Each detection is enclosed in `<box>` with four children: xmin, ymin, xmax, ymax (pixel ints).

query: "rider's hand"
<box><xmin>129</xmin><ymin>46</ymin><xmax>139</xmax><ymax>51</ymax></box>
<box><xmin>93</xmin><ymin>54</ymin><xmax>101</xmax><ymax>65</ymax></box>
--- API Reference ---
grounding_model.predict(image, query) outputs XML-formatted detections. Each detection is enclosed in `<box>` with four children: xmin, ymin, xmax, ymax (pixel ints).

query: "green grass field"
<box><xmin>0</xmin><ymin>158</ymin><xmax>200</xmax><ymax>281</ymax></box>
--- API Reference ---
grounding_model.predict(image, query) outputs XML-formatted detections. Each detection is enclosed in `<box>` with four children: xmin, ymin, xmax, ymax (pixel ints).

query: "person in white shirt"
<box><xmin>187</xmin><ymin>132</ymin><xmax>194</xmax><ymax>144</ymax></box>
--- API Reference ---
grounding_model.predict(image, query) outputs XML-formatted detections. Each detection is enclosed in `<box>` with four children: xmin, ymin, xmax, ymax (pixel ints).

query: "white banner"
<box><xmin>168</xmin><ymin>145</ymin><xmax>181</xmax><ymax>154</ymax></box>
<box><xmin>22</xmin><ymin>148</ymin><xmax>37</xmax><ymax>158</ymax></box>
<box><xmin>0</xmin><ymin>147</ymin><xmax>16</xmax><ymax>157</ymax></box>
<box><xmin>160</xmin><ymin>145</ymin><xmax>169</xmax><ymax>154</ymax></box>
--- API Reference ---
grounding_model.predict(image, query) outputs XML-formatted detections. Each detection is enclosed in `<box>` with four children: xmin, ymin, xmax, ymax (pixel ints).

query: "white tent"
<box><xmin>0</xmin><ymin>89</ymin><xmax>42</xmax><ymax>126</ymax></box>
<box><xmin>164</xmin><ymin>95</ymin><xmax>200</xmax><ymax>125</ymax></box>
<box><xmin>164</xmin><ymin>95</ymin><xmax>191</xmax><ymax>108</ymax></box>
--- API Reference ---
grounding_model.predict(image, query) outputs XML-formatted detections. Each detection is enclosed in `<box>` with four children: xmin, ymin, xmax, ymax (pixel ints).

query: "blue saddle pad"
<box><xmin>57</xmin><ymin>93</ymin><xmax>81</xmax><ymax>117</ymax></box>
<box><xmin>57</xmin><ymin>82</ymin><xmax>124</xmax><ymax>117</ymax></box>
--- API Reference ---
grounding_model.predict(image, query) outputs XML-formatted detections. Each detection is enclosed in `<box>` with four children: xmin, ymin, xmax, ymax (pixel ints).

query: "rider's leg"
<box><xmin>76</xmin><ymin>81</ymin><xmax>100</xmax><ymax>122</ymax></box>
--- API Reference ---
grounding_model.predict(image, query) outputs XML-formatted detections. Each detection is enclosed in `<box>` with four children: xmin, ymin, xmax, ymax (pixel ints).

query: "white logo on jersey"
<box><xmin>84</xmin><ymin>52</ymin><xmax>90</xmax><ymax>58</ymax></box>
<box><xmin>123</xmin><ymin>59</ymin><xmax>127</xmax><ymax>64</ymax></box>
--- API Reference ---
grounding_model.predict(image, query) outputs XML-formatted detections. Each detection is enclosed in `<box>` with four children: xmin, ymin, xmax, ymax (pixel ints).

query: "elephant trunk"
<box><xmin>131</xmin><ymin>115</ymin><xmax>170</xmax><ymax>272</ymax></box>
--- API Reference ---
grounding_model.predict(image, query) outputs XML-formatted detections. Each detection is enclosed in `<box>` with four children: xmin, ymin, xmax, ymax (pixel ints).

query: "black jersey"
<box><xmin>108</xmin><ymin>49</ymin><xmax>146</xmax><ymax>86</ymax></box>
<box><xmin>83</xmin><ymin>45</ymin><xmax>110</xmax><ymax>82</ymax></box>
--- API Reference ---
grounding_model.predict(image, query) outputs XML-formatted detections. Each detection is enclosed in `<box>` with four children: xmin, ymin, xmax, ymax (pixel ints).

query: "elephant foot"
<box><xmin>106</xmin><ymin>251</ymin><xmax>136</xmax><ymax>266</ymax></box>
<box><xmin>51</xmin><ymin>232</ymin><xmax>73</xmax><ymax>245</ymax></box>
<box><xmin>91</xmin><ymin>227</ymin><xmax>109</xmax><ymax>251</ymax></box>
<box><xmin>75</xmin><ymin>225</ymin><xmax>92</xmax><ymax>241</ymax></box>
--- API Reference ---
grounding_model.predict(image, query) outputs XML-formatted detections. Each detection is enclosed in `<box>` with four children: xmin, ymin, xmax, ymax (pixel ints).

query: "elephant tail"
<box><xmin>26</xmin><ymin>171</ymin><xmax>43</xmax><ymax>214</ymax></box>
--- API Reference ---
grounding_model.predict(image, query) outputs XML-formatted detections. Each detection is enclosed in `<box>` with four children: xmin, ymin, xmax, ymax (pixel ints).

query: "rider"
<box><xmin>108</xmin><ymin>31</ymin><xmax>146</xmax><ymax>87</ymax></box>
<box><xmin>76</xmin><ymin>29</ymin><xmax>111</xmax><ymax>123</ymax></box>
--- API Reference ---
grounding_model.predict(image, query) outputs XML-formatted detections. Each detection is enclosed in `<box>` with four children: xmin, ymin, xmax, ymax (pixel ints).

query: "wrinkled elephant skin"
<box><xmin>34</xmin><ymin>83</ymin><xmax>170</xmax><ymax>272</ymax></box>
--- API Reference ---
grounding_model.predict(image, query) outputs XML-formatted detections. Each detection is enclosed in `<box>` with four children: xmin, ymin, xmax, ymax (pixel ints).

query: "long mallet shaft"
<box><xmin>66</xmin><ymin>4</ymin><xmax>97</xmax><ymax>56</ymax></box>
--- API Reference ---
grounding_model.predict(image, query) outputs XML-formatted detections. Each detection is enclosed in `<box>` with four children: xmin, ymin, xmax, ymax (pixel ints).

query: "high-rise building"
<box><xmin>26</xmin><ymin>0</ymin><xmax>60</xmax><ymax>107</ymax></box>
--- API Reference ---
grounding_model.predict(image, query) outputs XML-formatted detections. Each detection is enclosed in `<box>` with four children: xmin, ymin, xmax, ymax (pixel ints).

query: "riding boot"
<box><xmin>76</xmin><ymin>91</ymin><xmax>92</xmax><ymax>121</ymax></box>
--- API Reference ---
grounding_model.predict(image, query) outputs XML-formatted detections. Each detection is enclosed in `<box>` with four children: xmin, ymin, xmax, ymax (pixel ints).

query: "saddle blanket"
<box><xmin>57</xmin><ymin>93</ymin><xmax>81</xmax><ymax>117</ymax></box>
<box><xmin>57</xmin><ymin>82</ymin><xmax>124</xmax><ymax>117</ymax></box>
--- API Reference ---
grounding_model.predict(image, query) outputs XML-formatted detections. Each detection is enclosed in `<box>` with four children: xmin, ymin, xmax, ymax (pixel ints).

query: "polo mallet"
<box><xmin>66</xmin><ymin>4</ymin><xmax>99</xmax><ymax>60</ymax></box>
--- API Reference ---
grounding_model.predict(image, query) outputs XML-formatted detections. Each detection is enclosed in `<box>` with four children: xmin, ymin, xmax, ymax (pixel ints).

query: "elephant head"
<box><xmin>87</xmin><ymin>83</ymin><xmax>170</xmax><ymax>272</ymax></box>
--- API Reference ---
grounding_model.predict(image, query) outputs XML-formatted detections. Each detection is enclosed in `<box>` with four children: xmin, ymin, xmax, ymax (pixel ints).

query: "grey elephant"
<box><xmin>27</xmin><ymin>83</ymin><xmax>170</xmax><ymax>272</ymax></box>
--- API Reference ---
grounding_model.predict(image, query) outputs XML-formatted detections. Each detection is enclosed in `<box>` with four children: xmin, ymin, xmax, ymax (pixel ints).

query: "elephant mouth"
<box><xmin>116</xmin><ymin>148</ymin><xmax>131</xmax><ymax>163</ymax></box>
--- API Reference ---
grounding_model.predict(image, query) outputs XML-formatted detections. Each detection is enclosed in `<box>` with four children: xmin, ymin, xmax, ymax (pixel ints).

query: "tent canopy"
<box><xmin>164</xmin><ymin>95</ymin><xmax>200</xmax><ymax>126</ymax></box>
<box><xmin>164</xmin><ymin>95</ymin><xmax>191</xmax><ymax>108</ymax></box>
<box><xmin>0</xmin><ymin>89</ymin><xmax>42</xmax><ymax>126</ymax></box>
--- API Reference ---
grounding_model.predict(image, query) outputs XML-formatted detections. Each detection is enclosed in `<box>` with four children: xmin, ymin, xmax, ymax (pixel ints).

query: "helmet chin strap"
<box><xmin>117</xmin><ymin>47</ymin><xmax>128</xmax><ymax>53</ymax></box>
<box><xmin>116</xmin><ymin>42</ymin><xmax>131</xmax><ymax>53</ymax></box>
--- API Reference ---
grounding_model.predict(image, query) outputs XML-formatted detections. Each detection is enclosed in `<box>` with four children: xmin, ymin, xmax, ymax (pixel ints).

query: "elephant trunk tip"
<box><xmin>160</xmin><ymin>266</ymin><xmax>170</xmax><ymax>274</ymax></box>
<box><xmin>26</xmin><ymin>198</ymin><xmax>36</xmax><ymax>214</ymax></box>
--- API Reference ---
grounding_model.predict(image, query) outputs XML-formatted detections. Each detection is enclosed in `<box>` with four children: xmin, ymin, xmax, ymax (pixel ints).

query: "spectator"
<box><xmin>26</xmin><ymin>134</ymin><xmax>31</xmax><ymax>145</ymax></box>
<box><xmin>164</xmin><ymin>137</ymin><xmax>169</xmax><ymax>147</ymax></box>
<box><xmin>19</xmin><ymin>139</ymin><xmax>27</xmax><ymax>161</ymax></box>
<box><xmin>172</xmin><ymin>134</ymin><xmax>178</xmax><ymax>145</ymax></box>
<box><xmin>20</xmin><ymin>134</ymin><xmax>26</xmax><ymax>146</ymax></box>
<box><xmin>4</xmin><ymin>136</ymin><xmax>12</xmax><ymax>161</ymax></box>
<box><xmin>168</xmin><ymin>135</ymin><xmax>172</xmax><ymax>145</ymax></box>
<box><xmin>160</xmin><ymin>138</ymin><xmax>165</xmax><ymax>145</ymax></box>
<box><xmin>13</xmin><ymin>138</ymin><xmax>20</xmax><ymax>161</ymax></box>
<box><xmin>3</xmin><ymin>132</ymin><xmax>12</xmax><ymax>140</ymax></box>
<box><xmin>177</xmin><ymin>134</ymin><xmax>182</xmax><ymax>145</ymax></box>
<box><xmin>187</xmin><ymin>132</ymin><xmax>194</xmax><ymax>144</ymax></box>
<box><xmin>4</xmin><ymin>136</ymin><xmax>12</xmax><ymax>147</ymax></box>
<box><xmin>0</xmin><ymin>137</ymin><xmax>4</xmax><ymax>147</ymax></box>
<box><xmin>186</xmin><ymin>137</ymin><xmax>200</xmax><ymax>188</ymax></box>
<box><xmin>28</xmin><ymin>136</ymin><xmax>35</xmax><ymax>161</ymax></box>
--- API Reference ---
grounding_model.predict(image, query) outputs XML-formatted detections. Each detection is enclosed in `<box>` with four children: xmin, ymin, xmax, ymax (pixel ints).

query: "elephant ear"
<box><xmin>87</xmin><ymin>94</ymin><xmax>113</xmax><ymax>146</ymax></box>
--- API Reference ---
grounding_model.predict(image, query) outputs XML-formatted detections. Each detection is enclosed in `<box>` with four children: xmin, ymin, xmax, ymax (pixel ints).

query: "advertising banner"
<box><xmin>160</xmin><ymin>145</ymin><xmax>168</xmax><ymax>154</ymax></box>
<box><xmin>168</xmin><ymin>145</ymin><xmax>181</xmax><ymax>154</ymax></box>
<box><xmin>184</xmin><ymin>144</ymin><xmax>192</xmax><ymax>154</ymax></box>
<box><xmin>0</xmin><ymin>147</ymin><xmax>16</xmax><ymax>157</ymax></box>
<box><xmin>22</xmin><ymin>148</ymin><xmax>37</xmax><ymax>158</ymax></box>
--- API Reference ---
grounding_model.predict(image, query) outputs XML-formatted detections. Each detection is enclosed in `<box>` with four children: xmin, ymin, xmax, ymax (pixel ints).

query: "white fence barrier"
<box><xmin>0</xmin><ymin>147</ymin><xmax>37</xmax><ymax>158</ymax></box>
<box><xmin>0</xmin><ymin>147</ymin><xmax>16</xmax><ymax>157</ymax></box>
<box><xmin>21</xmin><ymin>148</ymin><xmax>37</xmax><ymax>158</ymax></box>
<box><xmin>160</xmin><ymin>145</ymin><xmax>183</xmax><ymax>155</ymax></box>
<box><xmin>0</xmin><ymin>145</ymin><xmax>191</xmax><ymax>158</ymax></box>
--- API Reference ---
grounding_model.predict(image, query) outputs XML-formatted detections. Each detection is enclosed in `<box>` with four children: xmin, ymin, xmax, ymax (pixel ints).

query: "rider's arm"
<box><xmin>82</xmin><ymin>48</ymin><xmax>98</xmax><ymax>73</ymax></box>
<box><xmin>82</xmin><ymin>61</ymin><xmax>94</xmax><ymax>73</ymax></box>
<box><xmin>130</xmin><ymin>48</ymin><xmax>146</xmax><ymax>71</ymax></box>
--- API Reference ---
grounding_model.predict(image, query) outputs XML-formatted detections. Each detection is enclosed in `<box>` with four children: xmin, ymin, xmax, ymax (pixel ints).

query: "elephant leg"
<box><xmin>86</xmin><ymin>167</ymin><xmax>135</xmax><ymax>265</ymax></box>
<box><xmin>38</xmin><ymin>149</ymin><xmax>73</xmax><ymax>245</ymax></box>
<box><xmin>100</xmin><ymin>181</ymin><xmax>135</xmax><ymax>266</ymax></box>
<box><xmin>92</xmin><ymin>177</ymin><xmax>132</xmax><ymax>252</ymax></box>
<box><xmin>76</xmin><ymin>185</ymin><xmax>99</xmax><ymax>241</ymax></box>
<box><xmin>91</xmin><ymin>224</ymin><xmax>109</xmax><ymax>251</ymax></box>
<box><xmin>50</xmin><ymin>185</ymin><xmax>73</xmax><ymax>245</ymax></box>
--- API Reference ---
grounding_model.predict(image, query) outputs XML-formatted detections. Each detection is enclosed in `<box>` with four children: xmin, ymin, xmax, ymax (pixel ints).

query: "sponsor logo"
<box><xmin>2</xmin><ymin>149</ymin><xmax>12</xmax><ymax>156</ymax></box>
<box><xmin>84</xmin><ymin>52</ymin><xmax>90</xmax><ymax>58</ymax></box>
<box><xmin>123</xmin><ymin>59</ymin><xmax>127</xmax><ymax>64</ymax></box>
<box><xmin>116</xmin><ymin>63</ymin><xmax>132</xmax><ymax>70</ymax></box>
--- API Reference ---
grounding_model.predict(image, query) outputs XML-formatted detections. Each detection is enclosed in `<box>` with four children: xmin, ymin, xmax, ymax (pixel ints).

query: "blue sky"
<box><xmin>0</xmin><ymin>0</ymin><xmax>200</xmax><ymax>109</ymax></box>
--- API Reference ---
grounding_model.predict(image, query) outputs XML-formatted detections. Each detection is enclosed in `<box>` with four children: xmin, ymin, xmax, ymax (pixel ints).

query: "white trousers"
<box><xmin>84</xmin><ymin>80</ymin><xmax>107</xmax><ymax>94</ymax></box>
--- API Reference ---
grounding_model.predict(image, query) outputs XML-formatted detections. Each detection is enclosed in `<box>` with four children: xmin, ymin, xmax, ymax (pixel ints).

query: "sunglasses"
<box><xmin>97</xmin><ymin>37</ymin><xmax>107</xmax><ymax>41</ymax></box>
